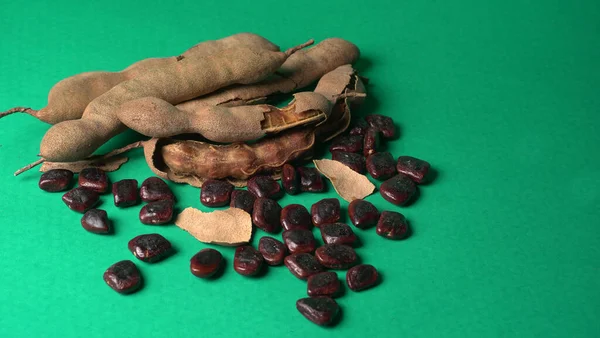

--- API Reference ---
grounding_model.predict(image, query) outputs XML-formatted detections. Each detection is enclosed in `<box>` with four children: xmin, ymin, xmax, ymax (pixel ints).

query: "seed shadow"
<box><xmin>328</xmin><ymin>305</ymin><xmax>344</xmax><ymax>328</ymax></box>
<box><xmin>419</xmin><ymin>167</ymin><xmax>440</xmax><ymax>186</ymax></box>
<box><xmin>401</xmin><ymin>187</ymin><xmax>421</xmax><ymax>207</ymax></box>
<box><xmin>252</xmin><ymin>263</ymin><xmax>270</xmax><ymax>278</ymax></box>
<box><xmin>202</xmin><ymin>257</ymin><xmax>228</xmax><ymax>280</ymax></box>
<box><xmin>333</xmin><ymin>278</ymin><xmax>347</xmax><ymax>298</ymax></box>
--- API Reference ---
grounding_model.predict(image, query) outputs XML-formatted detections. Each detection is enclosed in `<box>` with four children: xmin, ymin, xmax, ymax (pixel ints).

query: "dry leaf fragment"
<box><xmin>40</xmin><ymin>156</ymin><xmax>129</xmax><ymax>173</ymax></box>
<box><xmin>174</xmin><ymin>207</ymin><xmax>252</xmax><ymax>246</ymax></box>
<box><xmin>313</xmin><ymin>159</ymin><xmax>375</xmax><ymax>202</ymax></box>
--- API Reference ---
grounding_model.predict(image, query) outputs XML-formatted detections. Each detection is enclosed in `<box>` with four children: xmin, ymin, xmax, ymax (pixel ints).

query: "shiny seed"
<box><xmin>230</xmin><ymin>190</ymin><xmax>256</xmax><ymax>214</ymax></box>
<box><xmin>284</xmin><ymin>253</ymin><xmax>324</xmax><ymax>280</ymax></box>
<box><xmin>311</xmin><ymin>198</ymin><xmax>341</xmax><ymax>227</ymax></box>
<box><xmin>190</xmin><ymin>248</ymin><xmax>223</xmax><ymax>278</ymax></box>
<box><xmin>103</xmin><ymin>260</ymin><xmax>142</xmax><ymax>294</ymax></box>
<box><xmin>247</xmin><ymin>175</ymin><xmax>283</xmax><ymax>200</ymax></box>
<box><xmin>296</xmin><ymin>297</ymin><xmax>340</xmax><ymax>326</ymax></box>
<box><xmin>234</xmin><ymin>245</ymin><xmax>264</xmax><ymax>276</ymax></box>
<box><xmin>329</xmin><ymin>134</ymin><xmax>363</xmax><ymax>153</ymax></box>
<box><xmin>363</xmin><ymin>127</ymin><xmax>381</xmax><ymax>157</ymax></box>
<box><xmin>283</xmin><ymin>229</ymin><xmax>317</xmax><ymax>254</ymax></box>
<box><xmin>349</xmin><ymin>118</ymin><xmax>369</xmax><ymax>136</ymax></box>
<box><xmin>315</xmin><ymin>244</ymin><xmax>358</xmax><ymax>269</ymax></box>
<box><xmin>139</xmin><ymin>200</ymin><xmax>173</xmax><ymax>225</ymax></box>
<box><xmin>307</xmin><ymin>272</ymin><xmax>341</xmax><ymax>297</ymax></box>
<box><xmin>79</xmin><ymin>168</ymin><xmax>109</xmax><ymax>193</ymax></box>
<box><xmin>320</xmin><ymin>223</ymin><xmax>357</xmax><ymax>246</ymax></box>
<box><xmin>39</xmin><ymin>169</ymin><xmax>73</xmax><ymax>192</ymax></box>
<box><xmin>366</xmin><ymin>114</ymin><xmax>396</xmax><ymax>138</ymax></box>
<box><xmin>380</xmin><ymin>174</ymin><xmax>417</xmax><ymax>206</ymax></box>
<box><xmin>281</xmin><ymin>164</ymin><xmax>299</xmax><ymax>195</ymax></box>
<box><xmin>200</xmin><ymin>179</ymin><xmax>234</xmax><ymax>207</ymax></box>
<box><xmin>128</xmin><ymin>234</ymin><xmax>172</xmax><ymax>263</ymax></box>
<box><xmin>139</xmin><ymin>177</ymin><xmax>175</xmax><ymax>202</ymax></box>
<box><xmin>366</xmin><ymin>152</ymin><xmax>397</xmax><ymax>180</ymax></box>
<box><xmin>281</xmin><ymin>204</ymin><xmax>312</xmax><ymax>231</ymax></box>
<box><xmin>112</xmin><ymin>179</ymin><xmax>139</xmax><ymax>208</ymax></box>
<box><xmin>397</xmin><ymin>156</ymin><xmax>431</xmax><ymax>184</ymax></box>
<box><xmin>346</xmin><ymin>264</ymin><xmax>379</xmax><ymax>291</ymax></box>
<box><xmin>252</xmin><ymin>198</ymin><xmax>282</xmax><ymax>233</ymax></box>
<box><xmin>297</xmin><ymin>167</ymin><xmax>326</xmax><ymax>192</ymax></box>
<box><xmin>258</xmin><ymin>236</ymin><xmax>287</xmax><ymax>266</ymax></box>
<box><xmin>62</xmin><ymin>187</ymin><xmax>100</xmax><ymax>213</ymax></box>
<box><xmin>348</xmin><ymin>200</ymin><xmax>380</xmax><ymax>229</ymax></box>
<box><xmin>376</xmin><ymin>211</ymin><xmax>411</xmax><ymax>239</ymax></box>
<box><xmin>331</xmin><ymin>151</ymin><xmax>366</xmax><ymax>173</ymax></box>
<box><xmin>81</xmin><ymin>209</ymin><xmax>111</xmax><ymax>234</ymax></box>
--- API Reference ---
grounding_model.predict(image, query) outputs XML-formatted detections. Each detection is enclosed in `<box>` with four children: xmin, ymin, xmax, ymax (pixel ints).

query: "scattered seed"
<box><xmin>320</xmin><ymin>223</ymin><xmax>357</xmax><ymax>246</ymax></box>
<box><xmin>81</xmin><ymin>209</ymin><xmax>111</xmax><ymax>234</ymax></box>
<box><xmin>396</xmin><ymin>156</ymin><xmax>431</xmax><ymax>183</ymax></box>
<box><xmin>190</xmin><ymin>248</ymin><xmax>223</xmax><ymax>278</ymax></box>
<box><xmin>284</xmin><ymin>253</ymin><xmax>324</xmax><ymax>280</ymax></box>
<box><xmin>200</xmin><ymin>179</ymin><xmax>234</xmax><ymax>207</ymax></box>
<box><xmin>298</xmin><ymin>167</ymin><xmax>326</xmax><ymax>192</ymax></box>
<box><xmin>234</xmin><ymin>245</ymin><xmax>264</xmax><ymax>276</ymax></box>
<box><xmin>296</xmin><ymin>297</ymin><xmax>340</xmax><ymax>326</ymax></box>
<box><xmin>103</xmin><ymin>260</ymin><xmax>142</xmax><ymax>294</ymax></box>
<box><xmin>315</xmin><ymin>244</ymin><xmax>358</xmax><ymax>269</ymax></box>
<box><xmin>380</xmin><ymin>174</ymin><xmax>417</xmax><ymax>205</ymax></box>
<box><xmin>281</xmin><ymin>163</ymin><xmax>299</xmax><ymax>195</ymax></box>
<box><xmin>252</xmin><ymin>198</ymin><xmax>282</xmax><ymax>233</ymax></box>
<box><xmin>307</xmin><ymin>272</ymin><xmax>341</xmax><ymax>297</ymax></box>
<box><xmin>363</xmin><ymin>128</ymin><xmax>381</xmax><ymax>157</ymax></box>
<box><xmin>128</xmin><ymin>234</ymin><xmax>172</xmax><ymax>263</ymax></box>
<box><xmin>280</xmin><ymin>204</ymin><xmax>312</xmax><ymax>231</ymax></box>
<box><xmin>366</xmin><ymin>114</ymin><xmax>396</xmax><ymax>138</ymax></box>
<box><xmin>62</xmin><ymin>187</ymin><xmax>99</xmax><ymax>213</ymax></box>
<box><xmin>311</xmin><ymin>198</ymin><xmax>341</xmax><ymax>227</ymax></box>
<box><xmin>258</xmin><ymin>236</ymin><xmax>287</xmax><ymax>266</ymax></box>
<box><xmin>247</xmin><ymin>175</ymin><xmax>283</xmax><ymax>200</ymax></box>
<box><xmin>346</xmin><ymin>264</ymin><xmax>379</xmax><ymax>291</ymax></box>
<box><xmin>329</xmin><ymin>134</ymin><xmax>363</xmax><ymax>153</ymax></box>
<box><xmin>229</xmin><ymin>190</ymin><xmax>256</xmax><ymax>214</ymax></box>
<box><xmin>366</xmin><ymin>152</ymin><xmax>397</xmax><ymax>180</ymax></box>
<box><xmin>348</xmin><ymin>200</ymin><xmax>380</xmax><ymax>229</ymax></box>
<box><xmin>139</xmin><ymin>177</ymin><xmax>175</xmax><ymax>202</ymax></box>
<box><xmin>139</xmin><ymin>200</ymin><xmax>174</xmax><ymax>225</ymax></box>
<box><xmin>38</xmin><ymin>169</ymin><xmax>73</xmax><ymax>192</ymax></box>
<box><xmin>112</xmin><ymin>179</ymin><xmax>139</xmax><ymax>208</ymax></box>
<box><xmin>79</xmin><ymin>168</ymin><xmax>109</xmax><ymax>193</ymax></box>
<box><xmin>349</xmin><ymin>118</ymin><xmax>369</xmax><ymax>136</ymax></box>
<box><xmin>331</xmin><ymin>151</ymin><xmax>366</xmax><ymax>173</ymax></box>
<box><xmin>283</xmin><ymin>229</ymin><xmax>317</xmax><ymax>254</ymax></box>
<box><xmin>376</xmin><ymin>211</ymin><xmax>410</xmax><ymax>239</ymax></box>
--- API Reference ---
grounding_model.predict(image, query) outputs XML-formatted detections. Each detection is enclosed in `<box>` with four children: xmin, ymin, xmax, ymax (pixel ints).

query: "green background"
<box><xmin>1</xmin><ymin>0</ymin><xmax>598</xmax><ymax>337</ymax></box>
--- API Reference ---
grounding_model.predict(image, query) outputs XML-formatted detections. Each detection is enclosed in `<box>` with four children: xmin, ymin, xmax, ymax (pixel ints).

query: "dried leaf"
<box><xmin>174</xmin><ymin>207</ymin><xmax>252</xmax><ymax>246</ymax></box>
<box><xmin>40</xmin><ymin>156</ymin><xmax>128</xmax><ymax>173</ymax></box>
<box><xmin>313</xmin><ymin>159</ymin><xmax>375</xmax><ymax>202</ymax></box>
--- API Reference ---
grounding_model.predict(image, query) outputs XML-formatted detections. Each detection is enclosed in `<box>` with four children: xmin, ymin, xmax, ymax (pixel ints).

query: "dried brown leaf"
<box><xmin>313</xmin><ymin>159</ymin><xmax>375</xmax><ymax>202</ymax></box>
<box><xmin>174</xmin><ymin>207</ymin><xmax>252</xmax><ymax>246</ymax></box>
<box><xmin>40</xmin><ymin>156</ymin><xmax>128</xmax><ymax>173</ymax></box>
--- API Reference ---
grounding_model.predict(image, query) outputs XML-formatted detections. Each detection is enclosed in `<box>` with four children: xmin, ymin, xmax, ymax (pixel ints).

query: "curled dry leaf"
<box><xmin>40</xmin><ymin>156</ymin><xmax>129</xmax><ymax>173</ymax></box>
<box><xmin>313</xmin><ymin>159</ymin><xmax>375</xmax><ymax>202</ymax></box>
<box><xmin>174</xmin><ymin>207</ymin><xmax>252</xmax><ymax>246</ymax></box>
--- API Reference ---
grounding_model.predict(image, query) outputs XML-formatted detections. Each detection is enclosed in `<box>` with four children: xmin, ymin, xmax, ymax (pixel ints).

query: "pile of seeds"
<box><xmin>37</xmin><ymin>113</ymin><xmax>432</xmax><ymax>327</ymax></box>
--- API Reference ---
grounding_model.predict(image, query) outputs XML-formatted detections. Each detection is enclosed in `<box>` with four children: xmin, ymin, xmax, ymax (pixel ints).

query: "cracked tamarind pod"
<box><xmin>1</xmin><ymin>33</ymin><xmax>280</xmax><ymax>124</ymax></box>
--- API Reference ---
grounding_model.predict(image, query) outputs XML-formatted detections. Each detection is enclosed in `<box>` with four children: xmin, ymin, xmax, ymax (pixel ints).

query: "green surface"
<box><xmin>1</xmin><ymin>1</ymin><xmax>599</xmax><ymax>337</ymax></box>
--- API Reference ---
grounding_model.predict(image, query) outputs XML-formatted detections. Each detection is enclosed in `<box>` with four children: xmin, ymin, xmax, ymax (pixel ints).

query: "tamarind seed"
<box><xmin>297</xmin><ymin>167</ymin><xmax>326</xmax><ymax>192</ymax></box>
<box><xmin>376</xmin><ymin>211</ymin><xmax>411</xmax><ymax>239</ymax></box>
<box><xmin>346</xmin><ymin>264</ymin><xmax>379</xmax><ymax>291</ymax></box>
<box><xmin>39</xmin><ymin>169</ymin><xmax>73</xmax><ymax>192</ymax></box>
<box><xmin>140</xmin><ymin>177</ymin><xmax>175</xmax><ymax>202</ymax></box>
<box><xmin>331</xmin><ymin>151</ymin><xmax>366</xmax><ymax>173</ymax></box>
<box><xmin>396</xmin><ymin>156</ymin><xmax>431</xmax><ymax>184</ymax></box>
<box><xmin>190</xmin><ymin>248</ymin><xmax>223</xmax><ymax>278</ymax></box>
<box><xmin>128</xmin><ymin>234</ymin><xmax>172</xmax><ymax>263</ymax></box>
<box><xmin>280</xmin><ymin>204</ymin><xmax>312</xmax><ymax>231</ymax></box>
<box><xmin>247</xmin><ymin>175</ymin><xmax>283</xmax><ymax>200</ymax></box>
<box><xmin>284</xmin><ymin>253</ymin><xmax>324</xmax><ymax>280</ymax></box>
<box><xmin>296</xmin><ymin>297</ymin><xmax>340</xmax><ymax>326</ymax></box>
<box><xmin>348</xmin><ymin>200</ymin><xmax>380</xmax><ymax>229</ymax></box>
<box><xmin>258</xmin><ymin>236</ymin><xmax>287</xmax><ymax>266</ymax></box>
<box><xmin>103</xmin><ymin>260</ymin><xmax>142</xmax><ymax>294</ymax></box>
<box><xmin>252</xmin><ymin>198</ymin><xmax>282</xmax><ymax>233</ymax></box>
<box><xmin>366</xmin><ymin>152</ymin><xmax>397</xmax><ymax>180</ymax></box>
<box><xmin>79</xmin><ymin>168</ymin><xmax>110</xmax><ymax>193</ymax></box>
<box><xmin>320</xmin><ymin>223</ymin><xmax>357</xmax><ymax>246</ymax></box>
<box><xmin>349</xmin><ymin>118</ymin><xmax>369</xmax><ymax>136</ymax></box>
<box><xmin>311</xmin><ymin>198</ymin><xmax>341</xmax><ymax>227</ymax></box>
<box><xmin>281</xmin><ymin>164</ymin><xmax>299</xmax><ymax>195</ymax></box>
<box><xmin>139</xmin><ymin>200</ymin><xmax>174</xmax><ymax>225</ymax></box>
<box><xmin>315</xmin><ymin>244</ymin><xmax>358</xmax><ymax>269</ymax></box>
<box><xmin>200</xmin><ymin>179</ymin><xmax>234</xmax><ymax>207</ymax></box>
<box><xmin>329</xmin><ymin>134</ymin><xmax>363</xmax><ymax>153</ymax></box>
<box><xmin>81</xmin><ymin>209</ymin><xmax>111</xmax><ymax>234</ymax></box>
<box><xmin>282</xmin><ymin>229</ymin><xmax>317</xmax><ymax>254</ymax></box>
<box><xmin>233</xmin><ymin>245</ymin><xmax>264</xmax><ymax>276</ymax></box>
<box><xmin>230</xmin><ymin>190</ymin><xmax>256</xmax><ymax>214</ymax></box>
<box><xmin>363</xmin><ymin>128</ymin><xmax>381</xmax><ymax>157</ymax></box>
<box><xmin>307</xmin><ymin>272</ymin><xmax>341</xmax><ymax>298</ymax></box>
<box><xmin>62</xmin><ymin>187</ymin><xmax>100</xmax><ymax>213</ymax></box>
<box><xmin>380</xmin><ymin>174</ymin><xmax>418</xmax><ymax>206</ymax></box>
<box><xmin>366</xmin><ymin>114</ymin><xmax>396</xmax><ymax>138</ymax></box>
<box><xmin>112</xmin><ymin>179</ymin><xmax>139</xmax><ymax>208</ymax></box>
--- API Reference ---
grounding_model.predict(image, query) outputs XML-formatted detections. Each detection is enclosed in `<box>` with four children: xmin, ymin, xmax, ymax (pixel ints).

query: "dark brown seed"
<box><xmin>81</xmin><ymin>209</ymin><xmax>111</xmax><ymax>234</ymax></box>
<box><xmin>348</xmin><ymin>200</ymin><xmax>380</xmax><ymax>229</ymax></box>
<box><xmin>297</xmin><ymin>167</ymin><xmax>325</xmax><ymax>192</ymax></box>
<box><xmin>331</xmin><ymin>151</ymin><xmax>366</xmax><ymax>174</ymax></box>
<box><xmin>380</xmin><ymin>174</ymin><xmax>417</xmax><ymax>205</ymax></box>
<box><xmin>307</xmin><ymin>272</ymin><xmax>341</xmax><ymax>297</ymax></box>
<box><xmin>128</xmin><ymin>234</ymin><xmax>172</xmax><ymax>263</ymax></box>
<box><xmin>376</xmin><ymin>211</ymin><xmax>411</xmax><ymax>239</ymax></box>
<box><xmin>397</xmin><ymin>156</ymin><xmax>431</xmax><ymax>184</ymax></box>
<box><xmin>366</xmin><ymin>152</ymin><xmax>397</xmax><ymax>180</ymax></box>
<box><xmin>39</xmin><ymin>169</ymin><xmax>73</xmax><ymax>192</ymax></box>
<box><xmin>252</xmin><ymin>198</ymin><xmax>282</xmax><ymax>233</ymax></box>
<box><xmin>363</xmin><ymin>127</ymin><xmax>381</xmax><ymax>157</ymax></box>
<box><xmin>247</xmin><ymin>175</ymin><xmax>283</xmax><ymax>200</ymax></box>
<box><xmin>230</xmin><ymin>190</ymin><xmax>256</xmax><ymax>214</ymax></box>
<box><xmin>280</xmin><ymin>204</ymin><xmax>312</xmax><ymax>231</ymax></box>
<box><xmin>320</xmin><ymin>223</ymin><xmax>357</xmax><ymax>246</ymax></box>
<box><xmin>366</xmin><ymin>114</ymin><xmax>396</xmax><ymax>138</ymax></box>
<box><xmin>284</xmin><ymin>253</ymin><xmax>324</xmax><ymax>280</ymax></box>
<box><xmin>315</xmin><ymin>244</ymin><xmax>358</xmax><ymax>269</ymax></box>
<box><xmin>311</xmin><ymin>198</ymin><xmax>341</xmax><ymax>227</ymax></box>
<box><xmin>281</xmin><ymin>164</ymin><xmax>299</xmax><ymax>195</ymax></box>
<box><xmin>112</xmin><ymin>179</ymin><xmax>139</xmax><ymax>208</ymax></box>
<box><xmin>258</xmin><ymin>236</ymin><xmax>287</xmax><ymax>266</ymax></box>
<box><xmin>346</xmin><ymin>264</ymin><xmax>379</xmax><ymax>291</ymax></box>
<box><xmin>140</xmin><ymin>177</ymin><xmax>175</xmax><ymax>202</ymax></box>
<box><xmin>329</xmin><ymin>134</ymin><xmax>363</xmax><ymax>153</ymax></box>
<box><xmin>79</xmin><ymin>168</ymin><xmax>109</xmax><ymax>193</ymax></box>
<box><xmin>62</xmin><ymin>187</ymin><xmax>99</xmax><ymax>213</ymax></box>
<box><xmin>200</xmin><ymin>179</ymin><xmax>234</xmax><ymax>207</ymax></box>
<box><xmin>349</xmin><ymin>118</ymin><xmax>369</xmax><ymax>136</ymax></box>
<box><xmin>190</xmin><ymin>248</ymin><xmax>223</xmax><ymax>278</ymax></box>
<box><xmin>233</xmin><ymin>245</ymin><xmax>264</xmax><ymax>276</ymax></box>
<box><xmin>139</xmin><ymin>200</ymin><xmax>173</xmax><ymax>225</ymax></box>
<box><xmin>283</xmin><ymin>229</ymin><xmax>317</xmax><ymax>254</ymax></box>
<box><xmin>103</xmin><ymin>260</ymin><xmax>142</xmax><ymax>294</ymax></box>
<box><xmin>296</xmin><ymin>297</ymin><xmax>339</xmax><ymax>326</ymax></box>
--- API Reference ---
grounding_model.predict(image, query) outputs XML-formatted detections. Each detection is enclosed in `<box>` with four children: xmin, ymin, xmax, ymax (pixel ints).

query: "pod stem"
<box><xmin>284</xmin><ymin>39</ymin><xmax>315</xmax><ymax>57</ymax></box>
<box><xmin>0</xmin><ymin>107</ymin><xmax>38</xmax><ymax>119</ymax></box>
<box><xmin>14</xmin><ymin>158</ymin><xmax>45</xmax><ymax>176</ymax></box>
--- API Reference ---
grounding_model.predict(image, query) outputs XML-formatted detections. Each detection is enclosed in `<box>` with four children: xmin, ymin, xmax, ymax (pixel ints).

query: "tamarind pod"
<box><xmin>1</xmin><ymin>33</ymin><xmax>279</xmax><ymax>124</ymax></box>
<box><xmin>116</xmin><ymin>92</ymin><xmax>331</xmax><ymax>141</ymax></box>
<box><xmin>176</xmin><ymin>38</ymin><xmax>360</xmax><ymax>109</ymax></box>
<box><xmin>39</xmin><ymin>40</ymin><xmax>314</xmax><ymax>162</ymax></box>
